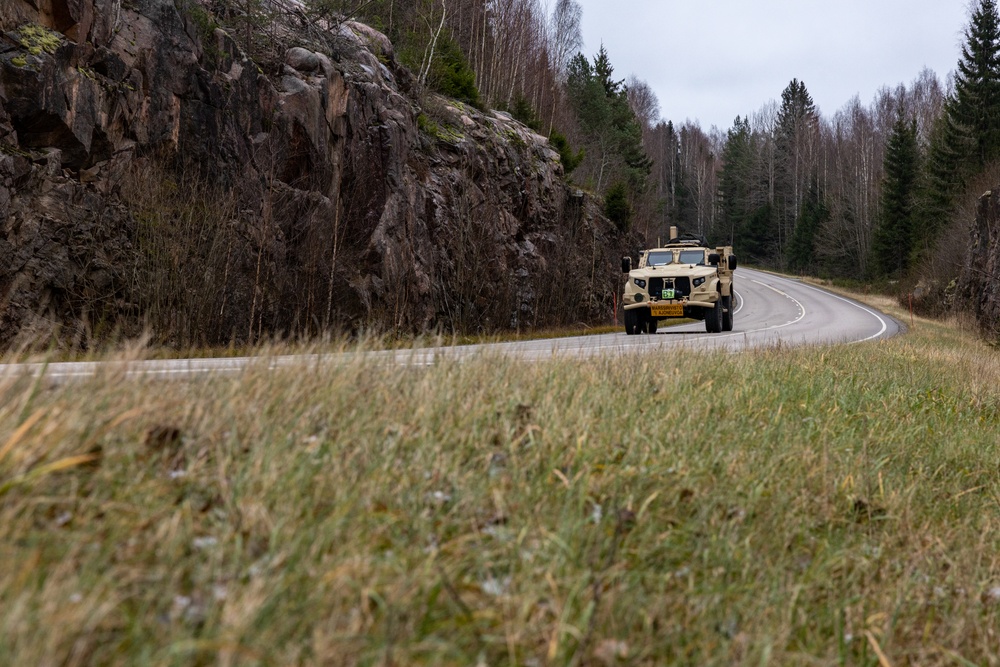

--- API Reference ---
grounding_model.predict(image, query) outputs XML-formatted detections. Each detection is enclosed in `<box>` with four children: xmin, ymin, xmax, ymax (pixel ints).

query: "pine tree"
<box><xmin>872</xmin><ymin>112</ymin><xmax>920</xmax><ymax>278</ymax></box>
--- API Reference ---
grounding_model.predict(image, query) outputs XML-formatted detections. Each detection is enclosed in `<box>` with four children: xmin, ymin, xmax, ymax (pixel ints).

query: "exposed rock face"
<box><xmin>957</xmin><ymin>189</ymin><xmax>1000</xmax><ymax>338</ymax></box>
<box><xmin>0</xmin><ymin>0</ymin><xmax>638</xmax><ymax>347</ymax></box>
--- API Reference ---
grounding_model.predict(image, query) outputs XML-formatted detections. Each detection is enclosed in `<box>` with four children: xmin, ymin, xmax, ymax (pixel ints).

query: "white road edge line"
<box><xmin>782</xmin><ymin>279</ymin><xmax>889</xmax><ymax>343</ymax></box>
<box><xmin>733</xmin><ymin>289</ymin><xmax>745</xmax><ymax>315</ymax></box>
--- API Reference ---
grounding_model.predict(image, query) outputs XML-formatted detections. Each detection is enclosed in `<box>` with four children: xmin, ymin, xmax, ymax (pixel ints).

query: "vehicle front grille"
<box><xmin>649</xmin><ymin>277</ymin><xmax>691</xmax><ymax>300</ymax></box>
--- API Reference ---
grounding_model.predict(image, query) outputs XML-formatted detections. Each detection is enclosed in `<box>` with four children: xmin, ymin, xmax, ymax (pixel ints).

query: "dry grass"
<box><xmin>2</xmin><ymin>311</ymin><xmax>1000</xmax><ymax>665</ymax></box>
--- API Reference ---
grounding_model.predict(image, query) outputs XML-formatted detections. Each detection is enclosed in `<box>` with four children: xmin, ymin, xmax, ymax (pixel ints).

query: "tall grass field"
<box><xmin>1</xmin><ymin>298</ymin><xmax>999</xmax><ymax>665</ymax></box>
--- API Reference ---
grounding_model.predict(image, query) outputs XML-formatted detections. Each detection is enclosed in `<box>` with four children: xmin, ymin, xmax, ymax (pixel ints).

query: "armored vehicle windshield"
<box><xmin>647</xmin><ymin>250</ymin><xmax>673</xmax><ymax>266</ymax></box>
<box><xmin>678</xmin><ymin>250</ymin><xmax>706</xmax><ymax>265</ymax></box>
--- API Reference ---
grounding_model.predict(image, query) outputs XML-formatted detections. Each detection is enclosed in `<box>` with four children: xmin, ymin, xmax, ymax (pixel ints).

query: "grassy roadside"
<box><xmin>2</xmin><ymin>302</ymin><xmax>999</xmax><ymax>664</ymax></box>
<box><xmin>6</xmin><ymin>324</ymin><xmax>631</xmax><ymax>365</ymax></box>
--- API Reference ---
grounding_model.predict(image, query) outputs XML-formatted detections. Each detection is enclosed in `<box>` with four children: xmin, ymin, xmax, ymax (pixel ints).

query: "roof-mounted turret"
<box><xmin>663</xmin><ymin>226</ymin><xmax>709</xmax><ymax>248</ymax></box>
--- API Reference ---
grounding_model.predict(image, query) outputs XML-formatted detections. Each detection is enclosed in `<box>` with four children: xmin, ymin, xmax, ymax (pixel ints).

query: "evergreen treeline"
<box><xmin>698</xmin><ymin>0</ymin><xmax>1000</xmax><ymax>285</ymax></box>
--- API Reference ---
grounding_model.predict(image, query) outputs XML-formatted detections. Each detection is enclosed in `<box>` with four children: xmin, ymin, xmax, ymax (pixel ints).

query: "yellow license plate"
<box><xmin>650</xmin><ymin>303</ymin><xmax>684</xmax><ymax>317</ymax></box>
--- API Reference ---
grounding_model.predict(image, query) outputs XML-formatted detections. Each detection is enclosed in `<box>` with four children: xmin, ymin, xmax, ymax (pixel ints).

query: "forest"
<box><xmin>230</xmin><ymin>0</ymin><xmax>999</xmax><ymax>296</ymax></box>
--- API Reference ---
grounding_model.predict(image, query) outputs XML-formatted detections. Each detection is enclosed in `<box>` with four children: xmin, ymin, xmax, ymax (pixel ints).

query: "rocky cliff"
<box><xmin>0</xmin><ymin>0</ymin><xmax>639</xmax><ymax>348</ymax></box>
<box><xmin>957</xmin><ymin>189</ymin><xmax>1000</xmax><ymax>339</ymax></box>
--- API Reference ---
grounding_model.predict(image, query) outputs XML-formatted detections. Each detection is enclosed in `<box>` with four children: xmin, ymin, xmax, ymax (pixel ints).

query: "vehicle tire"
<box><xmin>647</xmin><ymin>315</ymin><xmax>658</xmax><ymax>334</ymax></box>
<box><xmin>722</xmin><ymin>294</ymin><xmax>734</xmax><ymax>332</ymax></box>
<box><xmin>705</xmin><ymin>298</ymin><xmax>722</xmax><ymax>333</ymax></box>
<box><xmin>624</xmin><ymin>309</ymin><xmax>640</xmax><ymax>335</ymax></box>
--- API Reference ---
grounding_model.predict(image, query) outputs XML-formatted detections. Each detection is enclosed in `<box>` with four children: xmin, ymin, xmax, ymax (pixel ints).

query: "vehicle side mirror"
<box><xmin>621</xmin><ymin>256</ymin><xmax>632</xmax><ymax>274</ymax></box>
<box><xmin>708</xmin><ymin>253</ymin><xmax>720</xmax><ymax>266</ymax></box>
<box><xmin>728</xmin><ymin>255</ymin><xmax>738</xmax><ymax>271</ymax></box>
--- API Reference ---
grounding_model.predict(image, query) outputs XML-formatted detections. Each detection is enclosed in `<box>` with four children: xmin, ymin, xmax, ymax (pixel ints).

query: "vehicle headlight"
<box><xmin>693</xmin><ymin>277</ymin><xmax>706</xmax><ymax>288</ymax></box>
<box><xmin>633</xmin><ymin>278</ymin><xmax>646</xmax><ymax>289</ymax></box>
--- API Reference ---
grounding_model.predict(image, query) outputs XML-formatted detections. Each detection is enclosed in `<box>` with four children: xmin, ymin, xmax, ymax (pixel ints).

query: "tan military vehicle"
<box><xmin>620</xmin><ymin>228</ymin><xmax>737</xmax><ymax>334</ymax></box>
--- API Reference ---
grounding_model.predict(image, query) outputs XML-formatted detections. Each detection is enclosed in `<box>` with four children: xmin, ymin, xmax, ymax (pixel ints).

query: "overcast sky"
<box><xmin>573</xmin><ymin>0</ymin><xmax>972</xmax><ymax>132</ymax></box>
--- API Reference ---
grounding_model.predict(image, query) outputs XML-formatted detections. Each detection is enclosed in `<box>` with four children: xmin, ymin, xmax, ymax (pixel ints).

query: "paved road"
<box><xmin>0</xmin><ymin>269</ymin><xmax>901</xmax><ymax>382</ymax></box>
<box><xmin>415</xmin><ymin>268</ymin><xmax>900</xmax><ymax>360</ymax></box>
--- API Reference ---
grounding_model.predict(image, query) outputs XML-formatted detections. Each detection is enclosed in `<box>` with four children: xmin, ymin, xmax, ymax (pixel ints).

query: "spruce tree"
<box><xmin>920</xmin><ymin>0</ymin><xmax>1000</xmax><ymax>240</ymax></box>
<box><xmin>921</xmin><ymin>110</ymin><xmax>962</xmax><ymax>242</ymax></box>
<box><xmin>953</xmin><ymin>0</ymin><xmax>1000</xmax><ymax>169</ymax></box>
<box><xmin>787</xmin><ymin>176</ymin><xmax>827</xmax><ymax>273</ymax></box>
<box><xmin>872</xmin><ymin>112</ymin><xmax>920</xmax><ymax>278</ymax></box>
<box><xmin>604</xmin><ymin>182</ymin><xmax>632</xmax><ymax>231</ymax></box>
<box><xmin>718</xmin><ymin>115</ymin><xmax>781</xmax><ymax>265</ymax></box>
<box><xmin>718</xmin><ymin>117</ymin><xmax>753</xmax><ymax>246</ymax></box>
<box><xmin>426</xmin><ymin>34</ymin><xmax>481</xmax><ymax>108</ymax></box>
<box><xmin>743</xmin><ymin>204</ymin><xmax>776</xmax><ymax>265</ymax></box>
<box><xmin>593</xmin><ymin>46</ymin><xmax>620</xmax><ymax>98</ymax></box>
<box><xmin>775</xmin><ymin>79</ymin><xmax>819</xmax><ymax>266</ymax></box>
<box><xmin>566</xmin><ymin>47</ymin><xmax>651</xmax><ymax>195</ymax></box>
<box><xmin>594</xmin><ymin>47</ymin><xmax>652</xmax><ymax>186</ymax></box>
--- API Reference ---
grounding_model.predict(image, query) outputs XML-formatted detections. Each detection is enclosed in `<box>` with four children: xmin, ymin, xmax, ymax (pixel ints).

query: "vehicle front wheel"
<box><xmin>722</xmin><ymin>294</ymin><xmax>734</xmax><ymax>331</ymax></box>
<box><xmin>705</xmin><ymin>299</ymin><xmax>722</xmax><ymax>333</ymax></box>
<box><xmin>647</xmin><ymin>316</ymin><xmax>658</xmax><ymax>334</ymax></box>
<box><xmin>624</xmin><ymin>309</ymin><xmax>641</xmax><ymax>335</ymax></box>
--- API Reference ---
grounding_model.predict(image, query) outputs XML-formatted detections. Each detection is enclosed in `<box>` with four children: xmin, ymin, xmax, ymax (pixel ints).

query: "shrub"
<box><xmin>511</xmin><ymin>96</ymin><xmax>541</xmax><ymax>131</ymax></box>
<box><xmin>604</xmin><ymin>182</ymin><xmax>632</xmax><ymax>231</ymax></box>
<box><xmin>426</xmin><ymin>34</ymin><xmax>480</xmax><ymax>108</ymax></box>
<box><xmin>549</xmin><ymin>131</ymin><xmax>584</xmax><ymax>175</ymax></box>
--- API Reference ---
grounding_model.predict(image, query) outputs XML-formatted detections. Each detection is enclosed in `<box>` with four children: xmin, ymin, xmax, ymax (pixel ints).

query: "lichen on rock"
<box><xmin>14</xmin><ymin>23</ymin><xmax>64</xmax><ymax>55</ymax></box>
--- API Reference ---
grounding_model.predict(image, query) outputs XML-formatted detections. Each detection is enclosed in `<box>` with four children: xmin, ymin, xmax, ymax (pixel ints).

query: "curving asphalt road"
<box><xmin>0</xmin><ymin>269</ymin><xmax>901</xmax><ymax>382</ymax></box>
<box><xmin>422</xmin><ymin>268</ymin><xmax>901</xmax><ymax>361</ymax></box>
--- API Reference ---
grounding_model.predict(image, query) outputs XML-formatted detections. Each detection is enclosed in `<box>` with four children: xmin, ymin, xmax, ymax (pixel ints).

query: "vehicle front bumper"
<box><xmin>623</xmin><ymin>299</ymin><xmax>716</xmax><ymax>311</ymax></box>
